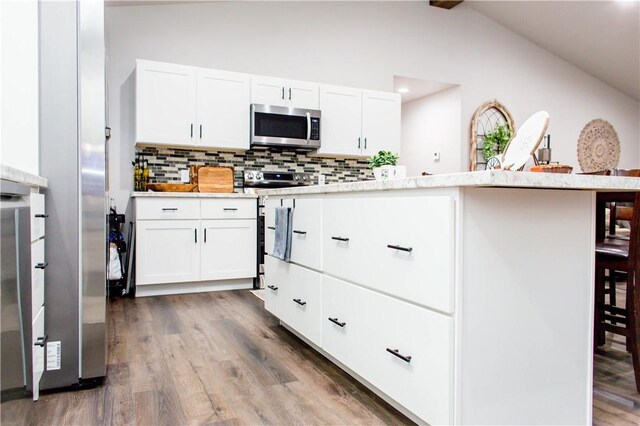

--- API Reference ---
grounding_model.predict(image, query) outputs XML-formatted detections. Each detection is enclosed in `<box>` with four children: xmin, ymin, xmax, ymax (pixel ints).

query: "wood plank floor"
<box><xmin>2</xmin><ymin>289</ymin><xmax>639</xmax><ymax>425</ymax></box>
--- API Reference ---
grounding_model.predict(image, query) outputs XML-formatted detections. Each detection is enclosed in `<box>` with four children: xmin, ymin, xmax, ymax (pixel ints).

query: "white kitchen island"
<box><xmin>259</xmin><ymin>171</ymin><xmax>640</xmax><ymax>426</ymax></box>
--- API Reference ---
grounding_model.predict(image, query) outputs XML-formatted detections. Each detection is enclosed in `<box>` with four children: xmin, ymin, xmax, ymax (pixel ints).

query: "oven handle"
<box><xmin>306</xmin><ymin>112</ymin><xmax>311</xmax><ymax>143</ymax></box>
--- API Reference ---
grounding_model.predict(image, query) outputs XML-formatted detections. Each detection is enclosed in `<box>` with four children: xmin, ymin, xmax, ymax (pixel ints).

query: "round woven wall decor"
<box><xmin>577</xmin><ymin>119</ymin><xmax>620</xmax><ymax>173</ymax></box>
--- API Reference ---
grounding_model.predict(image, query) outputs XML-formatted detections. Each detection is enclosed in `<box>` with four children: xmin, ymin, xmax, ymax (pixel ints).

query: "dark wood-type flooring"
<box><xmin>2</xmin><ymin>288</ymin><xmax>639</xmax><ymax>425</ymax></box>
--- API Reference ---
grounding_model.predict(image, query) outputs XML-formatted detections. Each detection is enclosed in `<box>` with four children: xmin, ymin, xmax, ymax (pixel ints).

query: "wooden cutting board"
<box><xmin>197</xmin><ymin>166</ymin><xmax>234</xmax><ymax>193</ymax></box>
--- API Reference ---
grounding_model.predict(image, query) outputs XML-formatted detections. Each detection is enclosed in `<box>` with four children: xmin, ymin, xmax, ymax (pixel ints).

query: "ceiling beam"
<box><xmin>430</xmin><ymin>1</ymin><xmax>464</xmax><ymax>10</ymax></box>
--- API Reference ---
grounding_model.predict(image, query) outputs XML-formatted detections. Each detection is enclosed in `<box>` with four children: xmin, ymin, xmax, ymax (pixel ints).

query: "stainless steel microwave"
<box><xmin>250</xmin><ymin>104</ymin><xmax>321</xmax><ymax>151</ymax></box>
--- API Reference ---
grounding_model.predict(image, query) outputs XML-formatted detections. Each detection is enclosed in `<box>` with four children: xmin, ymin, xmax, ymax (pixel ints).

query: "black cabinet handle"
<box><xmin>35</xmin><ymin>262</ymin><xmax>48</xmax><ymax>270</ymax></box>
<box><xmin>35</xmin><ymin>214</ymin><xmax>49</xmax><ymax>218</ymax></box>
<box><xmin>223</xmin><ymin>208</ymin><xmax>238</xmax><ymax>211</ymax></box>
<box><xmin>190</xmin><ymin>123</ymin><xmax>193</xmax><ymax>138</ymax></box>
<box><xmin>162</xmin><ymin>208</ymin><xmax>178</xmax><ymax>211</ymax></box>
<box><xmin>267</xmin><ymin>226</ymin><xmax>276</xmax><ymax>230</ymax></box>
<box><xmin>387</xmin><ymin>244</ymin><xmax>413</xmax><ymax>253</ymax></box>
<box><xmin>194</xmin><ymin>229</ymin><xmax>198</xmax><ymax>243</ymax></box>
<box><xmin>293</xmin><ymin>230</ymin><xmax>306</xmax><ymax>235</ymax></box>
<box><xmin>328</xmin><ymin>317</ymin><xmax>346</xmax><ymax>327</ymax></box>
<box><xmin>358</xmin><ymin>137</ymin><xmax>361</xmax><ymax>149</ymax></box>
<box><xmin>34</xmin><ymin>335</ymin><xmax>48</xmax><ymax>347</ymax></box>
<box><xmin>293</xmin><ymin>298</ymin><xmax>306</xmax><ymax>306</ymax></box>
<box><xmin>331</xmin><ymin>236</ymin><xmax>349</xmax><ymax>242</ymax></box>
<box><xmin>204</xmin><ymin>228</ymin><xmax>207</xmax><ymax>243</ymax></box>
<box><xmin>199</xmin><ymin>124</ymin><xmax>202</xmax><ymax>138</ymax></box>
<box><xmin>288</xmin><ymin>87</ymin><xmax>292</xmax><ymax>100</ymax></box>
<box><xmin>386</xmin><ymin>348</ymin><xmax>412</xmax><ymax>363</ymax></box>
<box><xmin>282</xmin><ymin>87</ymin><xmax>285</xmax><ymax>100</ymax></box>
<box><xmin>267</xmin><ymin>285</ymin><xmax>278</xmax><ymax>291</ymax></box>
<box><xmin>364</xmin><ymin>137</ymin><xmax>367</xmax><ymax>149</ymax></box>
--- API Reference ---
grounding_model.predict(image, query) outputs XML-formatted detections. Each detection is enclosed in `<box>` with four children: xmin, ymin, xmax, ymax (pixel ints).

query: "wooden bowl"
<box><xmin>146</xmin><ymin>183</ymin><xmax>197</xmax><ymax>192</ymax></box>
<box><xmin>529</xmin><ymin>164</ymin><xmax>573</xmax><ymax>174</ymax></box>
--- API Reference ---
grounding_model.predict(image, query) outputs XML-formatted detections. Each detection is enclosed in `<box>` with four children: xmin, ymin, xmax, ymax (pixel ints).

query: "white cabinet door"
<box><xmin>289</xmin><ymin>198</ymin><xmax>322</xmax><ymax>271</ymax></box>
<box><xmin>264</xmin><ymin>255</ymin><xmax>291</xmax><ymax>318</ymax></box>
<box><xmin>31</xmin><ymin>238</ymin><xmax>45</xmax><ymax>316</ymax></box>
<box><xmin>197</xmin><ymin>69</ymin><xmax>251</xmax><ymax>150</ymax></box>
<box><xmin>317</xmin><ymin>85</ymin><xmax>362</xmax><ymax>156</ymax></box>
<box><xmin>200</xmin><ymin>219</ymin><xmax>257</xmax><ymax>280</ymax></box>
<box><xmin>30</xmin><ymin>193</ymin><xmax>45</xmax><ymax>242</ymax></box>
<box><xmin>282</xmin><ymin>263</ymin><xmax>323</xmax><ymax>347</ymax></box>
<box><xmin>286</xmin><ymin>80</ymin><xmax>319</xmax><ymax>110</ymax></box>
<box><xmin>136</xmin><ymin>60</ymin><xmax>197</xmax><ymax>146</ymax></box>
<box><xmin>32</xmin><ymin>307</ymin><xmax>45</xmax><ymax>401</ymax></box>
<box><xmin>251</xmin><ymin>76</ymin><xmax>286</xmax><ymax>107</ymax></box>
<box><xmin>136</xmin><ymin>220</ymin><xmax>200</xmax><ymax>285</ymax></box>
<box><xmin>361</xmin><ymin>90</ymin><xmax>401</xmax><ymax>156</ymax></box>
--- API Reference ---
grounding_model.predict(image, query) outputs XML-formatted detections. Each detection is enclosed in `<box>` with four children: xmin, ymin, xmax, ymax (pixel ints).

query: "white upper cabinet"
<box><xmin>318</xmin><ymin>85</ymin><xmax>362</xmax><ymax>156</ymax></box>
<box><xmin>136</xmin><ymin>60</ymin><xmax>197</xmax><ymax>146</ymax></box>
<box><xmin>197</xmin><ymin>69</ymin><xmax>251</xmax><ymax>150</ymax></box>
<box><xmin>361</xmin><ymin>90</ymin><xmax>401</xmax><ymax>157</ymax></box>
<box><xmin>318</xmin><ymin>87</ymin><xmax>401</xmax><ymax>157</ymax></box>
<box><xmin>251</xmin><ymin>76</ymin><xmax>319</xmax><ymax>109</ymax></box>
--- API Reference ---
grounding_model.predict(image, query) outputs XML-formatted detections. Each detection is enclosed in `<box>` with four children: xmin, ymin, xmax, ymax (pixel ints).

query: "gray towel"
<box><xmin>273</xmin><ymin>207</ymin><xmax>294</xmax><ymax>261</ymax></box>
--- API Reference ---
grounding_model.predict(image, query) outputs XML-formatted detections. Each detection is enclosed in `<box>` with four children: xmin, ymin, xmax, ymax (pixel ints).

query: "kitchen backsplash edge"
<box><xmin>136</xmin><ymin>146</ymin><xmax>373</xmax><ymax>189</ymax></box>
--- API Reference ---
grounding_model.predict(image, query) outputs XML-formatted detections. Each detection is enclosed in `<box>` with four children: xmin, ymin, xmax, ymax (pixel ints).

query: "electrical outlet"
<box><xmin>180</xmin><ymin>169</ymin><xmax>190</xmax><ymax>183</ymax></box>
<box><xmin>433</xmin><ymin>152</ymin><xmax>441</xmax><ymax>161</ymax></box>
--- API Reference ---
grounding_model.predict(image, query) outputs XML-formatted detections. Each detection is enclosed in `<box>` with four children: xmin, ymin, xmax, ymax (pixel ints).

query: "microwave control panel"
<box><xmin>310</xmin><ymin>117</ymin><xmax>320</xmax><ymax>141</ymax></box>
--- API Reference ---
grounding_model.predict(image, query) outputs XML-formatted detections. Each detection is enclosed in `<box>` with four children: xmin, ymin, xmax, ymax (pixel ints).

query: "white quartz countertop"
<box><xmin>0</xmin><ymin>164</ymin><xmax>48</xmax><ymax>188</ymax></box>
<box><xmin>257</xmin><ymin>170</ymin><xmax>640</xmax><ymax>196</ymax></box>
<box><xmin>132</xmin><ymin>191</ymin><xmax>258</xmax><ymax>199</ymax></box>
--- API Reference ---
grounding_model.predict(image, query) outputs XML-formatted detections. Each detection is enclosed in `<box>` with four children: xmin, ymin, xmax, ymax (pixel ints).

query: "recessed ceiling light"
<box><xmin>397</xmin><ymin>87</ymin><xmax>409</xmax><ymax>94</ymax></box>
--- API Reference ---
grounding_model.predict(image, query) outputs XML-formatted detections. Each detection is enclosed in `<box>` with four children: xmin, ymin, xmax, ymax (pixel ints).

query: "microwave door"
<box><xmin>253</xmin><ymin>111</ymin><xmax>308</xmax><ymax>146</ymax></box>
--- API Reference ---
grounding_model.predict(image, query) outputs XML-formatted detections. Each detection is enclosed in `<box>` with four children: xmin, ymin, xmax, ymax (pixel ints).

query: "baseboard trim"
<box><xmin>135</xmin><ymin>278</ymin><xmax>254</xmax><ymax>297</ymax></box>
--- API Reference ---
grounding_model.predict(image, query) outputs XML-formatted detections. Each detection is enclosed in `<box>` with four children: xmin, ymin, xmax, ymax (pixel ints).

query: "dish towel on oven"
<box><xmin>273</xmin><ymin>206</ymin><xmax>293</xmax><ymax>261</ymax></box>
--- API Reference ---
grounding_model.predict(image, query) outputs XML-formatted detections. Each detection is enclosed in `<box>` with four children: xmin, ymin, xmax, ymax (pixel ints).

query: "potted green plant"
<box><xmin>482</xmin><ymin>124</ymin><xmax>513</xmax><ymax>161</ymax></box>
<box><xmin>369</xmin><ymin>150</ymin><xmax>400</xmax><ymax>180</ymax></box>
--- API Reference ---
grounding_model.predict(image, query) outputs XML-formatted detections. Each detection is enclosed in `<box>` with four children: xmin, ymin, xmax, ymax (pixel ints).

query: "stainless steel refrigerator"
<box><xmin>38</xmin><ymin>0</ymin><xmax>107</xmax><ymax>390</ymax></box>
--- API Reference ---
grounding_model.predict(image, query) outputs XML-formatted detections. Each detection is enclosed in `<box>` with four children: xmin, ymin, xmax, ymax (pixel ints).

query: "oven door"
<box><xmin>251</xmin><ymin>104</ymin><xmax>320</xmax><ymax>150</ymax></box>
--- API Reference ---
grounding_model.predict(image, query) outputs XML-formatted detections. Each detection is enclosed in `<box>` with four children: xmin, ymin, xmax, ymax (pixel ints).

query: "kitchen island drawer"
<box><xmin>136</xmin><ymin>198</ymin><xmax>200</xmax><ymax>220</ymax></box>
<box><xmin>30</xmin><ymin>193</ymin><xmax>45</xmax><ymax>242</ymax></box>
<box><xmin>201</xmin><ymin>198</ymin><xmax>257</xmax><ymax>219</ymax></box>
<box><xmin>31</xmin><ymin>238</ymin><xmax>45</xmax><ymax>317</ymax></box>
<box><xmin>323</xmin><ymin>195</ymin><xmax>455</xmax><ymax>313</ymax></box>
<box><xmin>264</xmin><ymin>255</ymin><xmax>290</xmax><ymax>319</ymax></box>
<box><xmin>282</xmin><ymin>262</ymin><xmax>323</xmax><ymax>347</ymax></box>
<box><xmin>290</xmin><ymin>198</ymin><xmax>322</xmax><ymax>270</ymax></box>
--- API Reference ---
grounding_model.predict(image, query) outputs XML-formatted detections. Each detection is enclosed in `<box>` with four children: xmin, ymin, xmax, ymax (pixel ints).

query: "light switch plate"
<box><xmin>433</xmin><ymin>152</ymin><xmax>441</xmax><ymax>161</ymax></box>
<box><xmin>180</xmin><ymin>169</ymin><xmax>190</xmax><ymax>183</ymax></box>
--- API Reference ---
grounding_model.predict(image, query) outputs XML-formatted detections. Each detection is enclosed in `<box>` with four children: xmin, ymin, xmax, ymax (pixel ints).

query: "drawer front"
<box><xmin>135</xmin><ymin>198</ymin><xmax>200</xmax><ymax>220</ymax></box>
<box><xmin>323</xmin><ymin>196</ymin><xmax>455</xmax><ymax>313</ymax></box>
<box><xmin>321</xmin><ymin>275</ymin><xmax>371</xmax><ymax>377</ymax></box>
<box><xmin>31</xmin><ymin>239</ymin><xmax>45</xmax><ymax>317</ymax></box>
<box><xmin>30</xmin><ymin>193</ymin><xmax>45</xmax><ymax>242</ymax></box>
<box><xmin>264</xmin><ymin>198</ymin><xmax>293</xmax><ymax>256</ymax></box>
<box><xmin>366</xmin><ymin>291</ymin><xmax>454</xmax><ymax>425</ymax></box>
<box><xmin>201</xmin><ymin>198</ymin><xmax>257</xmax><ymax>220</ymax></box>
<box><xmin>201</xmin><ymin>219</ymin><xmax>257</xmax><ymax>280</ymax></box>
<box><xmin>264</xmin><ymin>255</ymin><xmax>290</xmax><ymax>318</ymax></box>
<box><xmin>290</xmin><ymin>198</ymin><xmax>322</xmax><ymax>270</ymax></box>
<box><xmin>281</xmin><ymin>262</ymin><xmax>323</xmax><ymax>347</ymax></box>
<box><xmin>32</xmin><ymin>306</ymin><xmax>45</xmax><ymax>400</ymax></box>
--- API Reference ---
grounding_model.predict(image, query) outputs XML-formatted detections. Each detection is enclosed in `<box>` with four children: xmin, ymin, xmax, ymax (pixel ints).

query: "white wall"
<box><xmin>0</xmin><ymin>0</ymin><xmax>39</xmax><ymax>175</ymax></box>
<box><xmin>105</xmin><ymin>1</ymin><xmax>639</xmax><ymax>209</ymax></box>
<box><xmin>401</xmin><ymin>87</ymin><xmax>462</xmax><ymax>176</ymax></box>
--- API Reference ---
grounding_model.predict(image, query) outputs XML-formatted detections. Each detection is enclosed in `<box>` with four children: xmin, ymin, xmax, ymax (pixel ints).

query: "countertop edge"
<box><xmin>256</xmin><ymin>171</ymin><xmax>640</xmax><ymax>196</ymax></box>
<box><xmin>0</xmin><ymin>164</ymin><xmax>48</xmax><ymax>189</ymax></box>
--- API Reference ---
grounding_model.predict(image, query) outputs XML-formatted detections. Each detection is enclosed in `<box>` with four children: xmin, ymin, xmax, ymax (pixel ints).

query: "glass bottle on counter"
<box><xmin>133</xmin><ymin>155</ymin><xmax>141</xmax><ymax>191</ymax></box>
<box><xmin>142</xmin><ymin>158</ymin><xmax>149</xmax><ymax>191</ymax></box>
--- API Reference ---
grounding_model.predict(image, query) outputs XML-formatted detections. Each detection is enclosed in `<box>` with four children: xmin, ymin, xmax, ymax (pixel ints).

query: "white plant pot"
<box><xmin>373</xmin><ymin>165</ymin><xmax>396</xmax><ymax>181</ymax></box>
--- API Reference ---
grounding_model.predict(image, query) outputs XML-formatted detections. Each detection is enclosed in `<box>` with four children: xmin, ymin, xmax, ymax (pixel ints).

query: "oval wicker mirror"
<box><xmin>469</xmin><ymin>99</ymin><xmax>515</xmax><ymax>171</ymax></box>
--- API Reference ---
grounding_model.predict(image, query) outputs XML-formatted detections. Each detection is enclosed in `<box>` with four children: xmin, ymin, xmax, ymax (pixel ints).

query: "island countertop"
<box><xmin>257</xmin><ymin>170</ymin><xmax>640</xmax><ymax>196</ymax></box>
<box><xmin>1</xmin><ymin>163</ymin><xmax>48</xmax><ymax>188</ymax></box>
<box><xmin>132</xmin><ymin>191</ymin><xmax>258</xmax><ymax>199</ymax></box>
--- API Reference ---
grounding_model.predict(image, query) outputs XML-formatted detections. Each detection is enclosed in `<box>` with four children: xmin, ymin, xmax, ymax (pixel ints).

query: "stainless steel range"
<box><xmin>243</xmin><ymin>171</ymin><xmax>315</xmax><ymax>289</ymax></box>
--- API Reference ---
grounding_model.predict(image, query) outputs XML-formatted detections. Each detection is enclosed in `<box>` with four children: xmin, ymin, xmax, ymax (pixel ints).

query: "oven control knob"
<box><xmin>302</xmin><ymin>175</ymin><xmax>308</xmax><ymax>181</ymax></box>
<box><xmin>294</xmin><ymin>175</ymin><xmax>300</xmax><ymax>181</ymax></box>
<box><xmin>256</xmin><ymin>172</ymin><xmax>263</xmax><ymax>180</ymax></box>
<box><xmin>247</xmin><ymin>172</ymin><xmax>254</xmax><ymax>179</ymax></box>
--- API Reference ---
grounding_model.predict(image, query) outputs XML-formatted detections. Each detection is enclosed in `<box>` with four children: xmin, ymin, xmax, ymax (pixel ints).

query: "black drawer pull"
<box><xmin>331</xmin><ymin>236</ymin><xmax>349</xmax><ymax>242</ymax></box>
<box><xmin>386</xmin><ymin>348</ymin><xmax>412</xmax><ymax>363</ymax></box>
<box><xmin>293</xmin><ymin>298</ymin><xmax>306</xmax><ymax>306</ymax></box>
<box><xmin>34</xmin><ymin>335</ymin><xmax>48</xmax><ymax>347</ymax></box>
<box><xmin>223</xmin><ymin>208</ymin><xmax>238</xmax><ymax>211</ymax></box>
<box><xmin>387</xmin><ymin>244</ymin><xmax>413</xmax><ymax>253</ymax></box>
<box><xmin>194</xmin><ymin>229</ymin><xmax>198</xmax><ymax>243</ymax></box>
<box><xmin>267</xmin><ymin>285</ymin><xmax>278</xmax><ymax>291</ymax></box>
<box><xmin>35</xmin><ymin>262</ymin><xmax>48</xmax><ymax>270</ymax></box>
<box><xmin>162</xmin><ymin>208</ymin><xmax>178</xmax><ymax>211</ymax></box>
<box><xmin>328</xmin><ymin>317</ymin><xmax>346</xmax><ymax>327</ymax></box>
<box><xmin>267</xmin><ymin>226</ymin><xmax>276</xmax><ymax>230</ymax></box>
<box><xmin>35</xmin><ymin>214</ymin><xmax>49</xmax><ymax>218</ymax></box>
<box><xmin>293</xmin><ymin>230</ymin><xmax>306</xmax><ymax>235</ymax></box>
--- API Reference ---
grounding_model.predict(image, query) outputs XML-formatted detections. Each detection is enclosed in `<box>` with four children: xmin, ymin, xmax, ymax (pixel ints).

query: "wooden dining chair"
<box><xmin>609</xmin><ymin>169</ymin><xmax>640</xmax><ymax>239</ymax></box>
<box><xmin>594</xmin><ymin>190</ymin><xmax>640</xmax><ymax>392</ymax></box>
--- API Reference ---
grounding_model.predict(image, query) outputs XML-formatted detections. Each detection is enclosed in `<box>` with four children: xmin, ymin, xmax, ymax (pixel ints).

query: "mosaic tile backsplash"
<box><xmin>136</xmin><ymin>146</ymin><xmax>374</xmax><ymax>190</ymax></box>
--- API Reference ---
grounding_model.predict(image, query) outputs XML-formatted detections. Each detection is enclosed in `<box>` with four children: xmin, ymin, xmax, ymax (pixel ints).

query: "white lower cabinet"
<box><xmin>32</xmin><ymin>306</ymin><xmax>45</xmax><ymax>401</ymax></box>
<box><xmin>201</xmin><ymin>219</ymin><xmax>256</xmax><ymax>280</ymax></box>
<box><xmin>136</xmin><ymin>219</ymin><xmax>201</xmax><ymax>285</ymax></box>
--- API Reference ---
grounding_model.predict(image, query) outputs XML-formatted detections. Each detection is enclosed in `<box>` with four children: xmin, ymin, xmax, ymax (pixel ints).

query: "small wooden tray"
<box><xmin>197</xmin><ymin>166</ymin><xmax>234</xmax><ymax>193</ymax></box>
<box><xmin>146</xmin><ymin>183</ymin><xmax>197</xmax><ymax>192</ymax></box>
<box><xmin>529</xmin><ymin>164</ymin><xmax>573</xmax><ymax>174</ymax></box>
